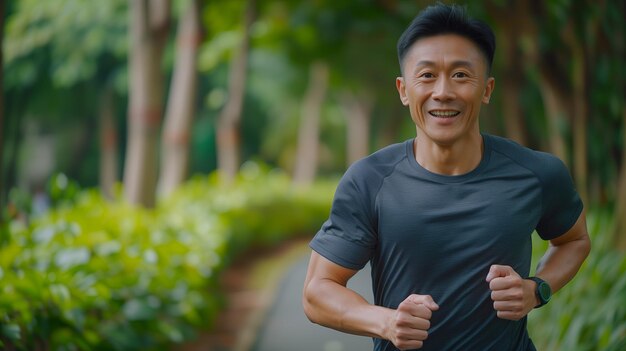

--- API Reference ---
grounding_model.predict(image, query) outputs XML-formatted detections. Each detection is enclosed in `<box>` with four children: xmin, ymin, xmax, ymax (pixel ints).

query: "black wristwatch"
<box><xmin>526</xmin><ymin>277</ymin><xmax>551</xmax><ymax>308</ymax></box>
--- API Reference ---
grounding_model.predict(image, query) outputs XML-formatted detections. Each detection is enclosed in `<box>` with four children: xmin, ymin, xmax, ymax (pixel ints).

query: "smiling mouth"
<box><xmin>429</xmin><ymin>110</ymin><xmax>460</xmax><ymax>118</ymax></box>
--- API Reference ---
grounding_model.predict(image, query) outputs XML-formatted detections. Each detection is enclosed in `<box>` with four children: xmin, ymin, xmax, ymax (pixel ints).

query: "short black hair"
<box><xmin>397</xmin><ymin>3</ymin><xmax>495</xmax><ymax>75</ymax></box>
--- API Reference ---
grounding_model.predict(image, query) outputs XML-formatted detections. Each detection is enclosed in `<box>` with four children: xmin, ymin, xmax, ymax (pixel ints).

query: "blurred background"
<box><xmin>0</xmin><ymin>0</ymin><xmax>625</xmax><ymax>350</ymax></box>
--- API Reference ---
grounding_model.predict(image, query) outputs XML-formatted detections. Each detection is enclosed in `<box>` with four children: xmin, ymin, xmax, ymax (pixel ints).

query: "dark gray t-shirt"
<box><xmin>310</xmin><ymin>133</ymin><xmax>583</xmax><ymax>351</ymax></box>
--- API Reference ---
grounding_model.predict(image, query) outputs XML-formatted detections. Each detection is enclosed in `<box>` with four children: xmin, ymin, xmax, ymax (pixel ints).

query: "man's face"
<box><xmin>396</xmin><ymin>34</ymin><xmax>495</xmax><ymax>146</ymax></box>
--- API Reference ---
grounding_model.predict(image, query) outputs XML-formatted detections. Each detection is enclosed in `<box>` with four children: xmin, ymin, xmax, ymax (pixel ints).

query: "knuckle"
<box><xmin>420</xmin><ymin>307</ymin><xmax>433</xmax><ymax>319</ymax></box>
<box><xmin>395</xmin><ymin>315</ymin><xmax>410</xmax><ymax>327</ymax></box>
<box><xmin>396</xmin><ymin>340</ymin><xmax>422</xmax><ymax>350</ymax></box>
<box><xmin>423</xmin><ymin>320</ymin><xmax>431</xmax><ymax>330</ymax></box>
<box><xmin>396</xmin><ymin>330</ymin><xmax>411</xmax><ymax>339</ymax></box>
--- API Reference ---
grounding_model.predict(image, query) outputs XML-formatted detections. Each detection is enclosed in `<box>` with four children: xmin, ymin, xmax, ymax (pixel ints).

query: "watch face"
<box><xmin>538</xmin><ymin>282</ymin><xmax>552</xmax><ymax>302</ymax></box>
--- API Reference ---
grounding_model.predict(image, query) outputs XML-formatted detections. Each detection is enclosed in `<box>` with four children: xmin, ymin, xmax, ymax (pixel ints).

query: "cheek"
<box><xmin>408</xmin><ymin>87</ymin><xmax>429</xmax><ymax>106</ymax></box>
<box><xmin>459</xmin><ymin>87</ymin><xmax>485</xmax><ymax>107</ymax></box>
<box><xmin>410</xmin><ymin>108</ymin><xmax>428</xmax><ymax>128</ymax></box>
<box><xmin>407</xmin><ymin>88</ymin><xmax>432</xmax><ymax>123</ymax></box>
<box><xmin>410</xmin><ymin>100</ymin><xmax>427</xmax><ymax>120</ymax></box>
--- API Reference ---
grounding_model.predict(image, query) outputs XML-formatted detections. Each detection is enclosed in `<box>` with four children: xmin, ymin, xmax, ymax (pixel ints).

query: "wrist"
<box><xmin>525</xmin><ymin>276</ymin><xmax>552</xmax><ymax>308</ymax></box>
<box><xmin>525</xmin><ymin>279</ymin><xmax>540</xmax><ymax>307</ymax></box>
<box><xmin>378</xmin><ymin>307</ymin><xmax>396</xmax><ymax>341</ymax></box>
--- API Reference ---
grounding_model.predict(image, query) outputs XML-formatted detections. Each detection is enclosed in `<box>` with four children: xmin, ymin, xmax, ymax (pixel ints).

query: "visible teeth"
<box><xmin>430</xmin><ymin>110</ymin><xmax>459</xmax><ymax>117</ymax></box>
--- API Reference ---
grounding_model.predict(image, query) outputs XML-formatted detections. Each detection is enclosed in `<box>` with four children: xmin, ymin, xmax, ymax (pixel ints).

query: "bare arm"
<box><xmin>535</xmin><ymin>210</ymin><xmax>591</xmax><ymax>293</ymax></box>
<box><xmin>302</xmin><ymin>251</ymin><xmax>386</xmax><ymax>337</ymax></box>
<box><xmin>487</xmin><ymin>211</ymin><xmax>591</xmax><ymax>320</ymax></box>
<box><xmin>303</xmin><ymin>251</ymin><xmax>438</xmax><ymax>349</ymax></box>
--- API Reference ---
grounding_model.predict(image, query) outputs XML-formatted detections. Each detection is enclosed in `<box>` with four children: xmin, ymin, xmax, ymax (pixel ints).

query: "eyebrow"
<box><xmin>414</xmin><ymin>60</ymin><xmax>475</xmax><ymax>69</ymax></box>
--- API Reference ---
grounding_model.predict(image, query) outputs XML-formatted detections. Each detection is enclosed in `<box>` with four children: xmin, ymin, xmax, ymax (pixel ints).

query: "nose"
<box><xmin>432</xmin><ymin>77</ymin><xmax>455</xmax><ymax>101</ymax></box>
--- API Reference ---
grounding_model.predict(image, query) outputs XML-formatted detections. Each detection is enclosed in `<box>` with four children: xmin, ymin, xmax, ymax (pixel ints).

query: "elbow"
<box><xmin>577</xmin><ymin>212</ymin><xmax>592</xmax><ymax>260</ymax></box>
<box><xmin>581</xmin><ymin>233</ymin><xmax>591</xmax><ymax>259</ymax></box>
<box><xmin>302</xmin><ymin>281</ymin><xmax>320</xmax><ymax>324</ymax></box>
<box><xmin>568</xmin><ymin>229</ymin><xmax>592</xmax><ymax>267</ymax></box>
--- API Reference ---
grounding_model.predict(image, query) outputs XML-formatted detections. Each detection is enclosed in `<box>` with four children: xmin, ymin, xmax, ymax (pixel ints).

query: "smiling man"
<box><xmin>302</xmin><ymin>3</ymin><xmax>591</xmax><ymax>351</ymax></box>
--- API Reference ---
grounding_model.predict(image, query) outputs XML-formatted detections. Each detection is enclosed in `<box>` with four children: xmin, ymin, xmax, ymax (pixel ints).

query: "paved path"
<box><xmin>251</xmin><ymin>255</ymin><xmax>374</xmax><ymax>351</ymax></box>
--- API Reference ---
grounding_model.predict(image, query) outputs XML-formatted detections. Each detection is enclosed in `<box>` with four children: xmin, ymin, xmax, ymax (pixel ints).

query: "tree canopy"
<box><xmin>1</xmin><ymin>0</ymin><xmax>624</xmax><ymax>231</ymax></box>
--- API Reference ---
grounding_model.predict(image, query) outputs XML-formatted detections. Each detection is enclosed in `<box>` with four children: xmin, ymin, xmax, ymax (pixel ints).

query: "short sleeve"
<box><xmin>535</xmin><ymin>154</ymin><xmax>584</xmax><ymax>240</ymax></box>
<box><xmin>309</xmin><ymin>164</ymin><xmax>378</xmax><ymax>270</ymax></box>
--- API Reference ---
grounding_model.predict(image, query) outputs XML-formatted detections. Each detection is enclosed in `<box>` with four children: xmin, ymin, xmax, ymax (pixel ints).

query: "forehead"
<box><xmin>404</xmin><ymin>34</ymin><xmax>487</xmax><ymax>70</ymax></box>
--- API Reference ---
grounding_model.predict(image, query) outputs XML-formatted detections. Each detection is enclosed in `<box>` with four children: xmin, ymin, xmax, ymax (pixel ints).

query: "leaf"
<box><xmin>54</xmin><ymin>247</ymin><xmax>91</xmax><ymax>269</ymax></box>
<box><xmin>33</xmin><ymin>226</ymin><xmax>56</xmax><ymax>244</ymax></box>
<box><xmin>122</xmin><ymin>298</ymin><xmax>156</xmax><ymax>321</ymax></box>
<box><xmin>49</xmin><ymin>283</ymin><xmax>71</xmax><ymax>303</ymax></box>
<box><xmin>95</xmin><ymin>240</ymin><xmax>121</xmax><ymax>256</ymax></box>
<box><xmin>1</xmin><ymin>324</ymin><xmax>21</xmax><ymax>341</ymax></box>
<box><xmin>198</xmin><ymin>31</ymin><xmax>241</xmax><ymax>71</ymax></box>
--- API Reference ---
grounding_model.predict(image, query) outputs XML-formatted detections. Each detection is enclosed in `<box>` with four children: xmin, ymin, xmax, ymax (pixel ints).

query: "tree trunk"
<box><xmin>615</xmin><ymin>107</ymin><xmax>626</xmax><ymax>249</ymax></box>
<box><xmin>2</xmin><ymin>106</ymin><xmax>23</xmax><ymax>215</ymax></box>
<box><xmin>0</xmin><ymin>0</ymin><xmax>5</xmax><ymax>216</ymax></box>
<box><xmin>341</xmin><ymin>91</ymin><xmax>372</xmax><ymax>166</ymax></box>
<box><xmin>158</xmin><ymin>0</ymin><xmax>201</xmax><ymax>197</ymax></box>
<box><xmin>216</xmin><ymin>0</ymin><xmax>255</xmax><ymax>183</ymax></box>
<box><xmin>612</xmin><ymin>0</ymin><xmax>626</xmax><ymax>248</ymax></box>
<box><xmin>486</xmin><ymin>1</ymin><xmax>528</xmax><ymax>146</ymax></box>
<box><xmin>99</xmin><ymin>86</ymin><xmax>118</xmax><ymax>200</ymax></box>
<box><xmin>68</xmin><ymin>112</ymin><xmax>97</xmax><ymax>182</ymax></box>
<box><xmin>500</xmin><ymin>22</ymin><xmax>527</xmax><ymax>145</ymax></box>
<box><xmin>518</xmin><ymin>2</ymin><xmax>570</xmax><ymax>163</ymax></box>
<box><xmin>379</xmin><ymin>103</ymin><xmax>404</xmax><ymax>149</ymax></box>
<box><xmin>536</xmin><ymin>79</ymin><xmax>569</xmax><ymax>164</ymax></box>
<box><xmin>123</xmin><ymin>0</ymin><xmax>169</xmax><ymax>207</ymax></box>
<box><xmin>524</xmin><ymin>47</ymin><xmax>569</xmax><ymax>163</ymax></box>
<box><xmin>570</xmin><ymin>45</ymin><xmax>589</xmax><ymax>206</ymax></box>
<box><xmin>293</xmin><ymin>61</ymin><xmax>329</xmax><ymax>185</ymax></box>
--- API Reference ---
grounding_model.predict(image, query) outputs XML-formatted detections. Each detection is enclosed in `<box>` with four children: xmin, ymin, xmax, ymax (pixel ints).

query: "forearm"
<box><xmin>303</xmin><ymin>277</ymin><xmax>391</xmax><ymax>338</ymax></box>
<box><xmin>535</xmin><ymin>234</ymin><xmax>590</xmax><ymax>293</ymax></box>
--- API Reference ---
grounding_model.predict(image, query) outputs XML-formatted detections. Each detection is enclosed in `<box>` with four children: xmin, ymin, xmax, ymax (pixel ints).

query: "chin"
<box><xmin>424</xmin><ymin>129</ymin><xmax>463</xmax><ymax>145</ymax></box>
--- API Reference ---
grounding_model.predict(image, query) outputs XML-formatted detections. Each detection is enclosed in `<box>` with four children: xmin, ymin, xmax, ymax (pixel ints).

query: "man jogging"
<box><xmin>303</xmin><ymin>3</ymin><xmax>591</xmax><ymax>350</ymax></box>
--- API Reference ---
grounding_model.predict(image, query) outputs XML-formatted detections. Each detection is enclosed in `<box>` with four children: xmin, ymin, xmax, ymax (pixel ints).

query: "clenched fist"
<box><xmin>486</xmin><ymin>265</ymin><xmax>537</xmax><ymax>321</ymax></box>
<box><xmin>385</xmin><ymin>294</ymin><xmax>439</xmax><ymax>350</ymax></box>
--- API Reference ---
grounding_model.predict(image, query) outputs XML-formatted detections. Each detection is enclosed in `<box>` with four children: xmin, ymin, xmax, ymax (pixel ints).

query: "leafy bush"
<box><xmin>528</xmin><ymin>210</ymin><xmax>626</xmax><ymax>351</ymax></box>
<box><xmin>0</xmin><ymin>164</ymin><xmax>335</xmax><ymax>350</ymax></box>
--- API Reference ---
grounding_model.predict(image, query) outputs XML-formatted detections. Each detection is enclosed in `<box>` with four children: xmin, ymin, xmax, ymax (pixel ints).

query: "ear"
<box><xmin>482</xmin><ymin>77</ymin><xmax>495</xmax><ymax>104</ymax></box>
<box><xmin>396</xmin><ymin>77</ymin><xmax>409</xmax><ymax>106</ymax></box>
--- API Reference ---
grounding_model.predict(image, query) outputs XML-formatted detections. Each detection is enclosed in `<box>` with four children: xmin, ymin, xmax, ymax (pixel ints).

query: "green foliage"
<box><xmin>529</xmin><ymin>210</ymin><xmax>626</xmax><ymax>350</ymax></box>
<box><xmin>46</xmin><ymin>173</ymin><xmax>81</xmax><ymax>208</ymax></box>
<box><xmin>197</xmin><ymin>0</ymin><xmax>247</xmax><ymax>72</ymax></box>
<box><xmin>4</xmin><ymin>0</ymin><xmax>128</xmax><ymax>89</ymax></box>
<box><xmin>0</xmin><ymin>165</ymin><xmax>335</xmax><ymax>350</ymax></box>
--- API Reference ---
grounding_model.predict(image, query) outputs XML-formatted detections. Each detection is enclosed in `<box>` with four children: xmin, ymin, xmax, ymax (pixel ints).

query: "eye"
<box><xmin>419</xmin><ymin>72</ymin><xmax>435</xmax><ymax>79</ymax></box>
<box><xmin>453</xmin><ymin>72</ymin><xmax>468</xmax><ymax>78</ymax></box>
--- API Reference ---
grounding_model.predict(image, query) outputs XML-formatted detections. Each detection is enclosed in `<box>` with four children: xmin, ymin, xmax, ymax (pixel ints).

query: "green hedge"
<box><xmin>0</xmin><ymin>164</ymin><xmax>335</xmax><ymax>350</ymax></box>
<box><xmin>2</xmin><ymin>163</ymin><xmax>624</xmax><ymax>350</ymax></box>
<box><xmin>528</xmin><ymin>210</ymin><xmax>626</xmax><ymax>351</ymax></box>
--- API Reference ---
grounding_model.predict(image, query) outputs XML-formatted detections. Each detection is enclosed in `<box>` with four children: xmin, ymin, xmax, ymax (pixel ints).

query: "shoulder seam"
<box><xmin>491</xmin><ymin>147</ymin><xmax>545</xmax><ymax>218</ymax></box>
<box><xmin>372</xmin><ymin>147</ymin><xmax>410</xmax><ymax>222</ymax></box>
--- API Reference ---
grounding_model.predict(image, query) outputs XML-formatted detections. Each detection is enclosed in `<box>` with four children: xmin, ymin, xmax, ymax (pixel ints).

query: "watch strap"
<box><xmin>526</xmin><ymin>276</ymin><xmax>551</xmax><ymax>308</ymax></box>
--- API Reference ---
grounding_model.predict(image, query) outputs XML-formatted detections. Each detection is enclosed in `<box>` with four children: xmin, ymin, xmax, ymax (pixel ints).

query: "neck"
<box><xmin>413</xmin><ymin>132</ymin><xmax>484</xmax><ymax>176</ymax></box>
